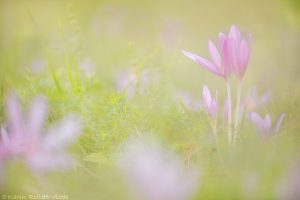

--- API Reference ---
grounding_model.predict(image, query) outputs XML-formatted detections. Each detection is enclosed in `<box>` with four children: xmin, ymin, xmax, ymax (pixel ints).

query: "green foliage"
<box><xmin>0</xmin><ymin>0</ymin><xmax>300</xmax><ymax>199</ymax></box>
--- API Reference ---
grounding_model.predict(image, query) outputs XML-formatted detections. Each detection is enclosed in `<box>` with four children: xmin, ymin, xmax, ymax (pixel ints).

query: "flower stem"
<box><xmin>210</xmin><ymin>119</ymin><xmax>222</xmax><ymax>162</ymax></box>
<box><xmin>233</xmin><ymin>81</ymin><xmax>242</xmax><ymax>145</ymax></box>
<box><xmin>226</xmin><ymin>82</ymin><xmax>232</xmax><ymax>145</ymax></box>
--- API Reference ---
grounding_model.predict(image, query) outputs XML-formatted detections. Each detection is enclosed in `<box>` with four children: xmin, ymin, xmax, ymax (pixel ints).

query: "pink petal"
<box><xmin>239</xmin><ymin>40</ymin><xmax>249</xmax><ymax>76</ymax></box>
<box><xmin>251</xmin><ymin>112</ymin><xmax>265</xmax><ymax>134</ymax></box>
<box><xmin>219</xmin><ymin>32</ymin><xmax>226</xmax><ymax>50</ymax></box>
<box><xmin>220</xmin><ymin>37</ymin><xmax>233</xmax><ymax>76</ymax></box>
<box><xmin>208</xmin><ymin>40</ymin><xmax>221</xmax><ymax>67</ymax></box>
<box><xmin>202</xmin><ymin>85</ymin><xmax>212</xmax><ymax>107</ymax></box>
<box><xmin>274</xmin><ymin>113</ymin><xmax>285</xmax><ymax>133</ymax></box>
<box><xmin>227</xmin><ymin>36</ymin><xmax>239</xmax><ymax>70</ymax></box>
<box><xmin>229</xmin><ymin>25</ymin><xmax>241</xmax><ymax>42</ymax></box>
<box><xmin>27</xmin><ymin>97</ymin><xmax>48</xmax><ymax>139</ymax></box>
<box><xmin>28</xmin><ymin>151</ymin><xmax>74</xmax><ymax>172</ymax></box>
<box><xmin>6</xmin><ymin>93</ymin><xmax>23</xmax><ymax>136</ymax></box>
<box><xmin>43</xmin><ymin>115</ymin><xmax>82</xmax><ymax>151</ymax></box>
<box><xmin>0</xmin><ymin>127</ymin><xmax>9</xmax><ymax>147</ymax></box>
<box><xmin>265</xmin><ymin>114</ymin><xmax>272</xmax><ymax>131</ymax></box>
<box><xmin>182</xmin><ymin>50</ymin><xmax>223</xmax><ymax>77</ymax></box>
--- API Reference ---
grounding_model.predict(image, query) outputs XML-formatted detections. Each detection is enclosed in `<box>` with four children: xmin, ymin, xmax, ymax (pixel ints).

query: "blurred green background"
<box><xmin>0</xmin><ymin>0</ymin><xmax>300</xmax><ymax>199</ymax></box>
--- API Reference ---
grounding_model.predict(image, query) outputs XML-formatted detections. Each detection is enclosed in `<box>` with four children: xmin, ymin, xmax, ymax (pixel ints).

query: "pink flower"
<box><xmin>78</xmin><ymin>57</ymin><xmax>96</xmax><ymax>77</ymax></box>
<box><xmin>201</xmin><ymin>85</ymin><xmax>218</xmax><ymax>120</ymax></box>
<box><xmin>243</xmin><ymin>88</ymin><xmax>271</xmax><ymax>112</ymax></box>
<box><xmin>277</xmin><ymin>164</ymin><xmax>300</xmax><ymax>200</ymax></box>
<box><xmin>115</xmin><ymin>69</ymin><xmax>157</xmax><ymax>100</ymax></box>
<box><xmin>250</xmin><ymin>112</ymin><xmax>285</xmax><ymax>137</ymax></box>
<box><xmin>0</xmin><ymin>93</ymin><xmax>82</xmax><ymax>174</ymax></box>
<box><xmin>118</xmin><ymin>139</ymin><xmax>199</xmax><ymax>200</ymax></box>
<box><xmin>183</xmin><ymin>25</ymin><xmax>251</xmax><ymax>80</ymax></box>
<box><xmin>173</xmin><ymin>91</ymin><xmax>202</xmax><ymax>111</ymax></box>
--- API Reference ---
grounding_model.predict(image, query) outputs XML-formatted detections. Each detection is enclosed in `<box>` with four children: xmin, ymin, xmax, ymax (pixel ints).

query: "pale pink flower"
<box><xmin>242</xmin><ymin>172</ymin><xmax>259</xmax><ymax>199</ymax></box>
<box><xmin>118</xmin><ymin>139</ymin><xmax>199</xmax><ymax>200</ymax></box>
<box><xmin>0</xmin><ymin>126</ymin><xmax>14</xmax><ymax>161</ymax></box>
<box><xmin>30</xmin><ymin>59</ymin><xmax>46</xmax><ymax>73</ymax></box>
<box><xmin>115</xmin><ymin>69</ymin><xmax>157</xmax><ymax>100</ymax></box>
<box><xmin>183</xmin><ymin>25</ymin><xmax>251</xmax><ymax>80</ymax></box>
<box><xmin>276</xmin><ymin>164</ymin><xmax>300</xmax><ymax>200</ymax></box>
<box><xmin>173</xmin><ymin>91</ymin><xmax>201</xmax><ymax>111</ymax></box>
<box><xmin>241</xmin><ymin>88</ymin><xmax>271</xmax><ymax>120</ymax></box>
<box><xmin>1</xmin><ymin>93</ymin><xmax>82</xmax><ymax>174</ymax></box>
<box><xmin>78</xmin><ymin>57</ymin><xmax>96</xmax><ymax>77</ymax></box>
<box><xmin>115</xmin><ymin>69</ymin><xmax>138</xmax><ymax>99</ymax></box>
<box><xmin>201</xmin><ymin>85</ymin><xmax>218</xmax><ymax>120</ymax></box>
<box><xmin>250</xmin><ymin>112</ymin><xmax>285</xmax><ymax>137</ymax></box>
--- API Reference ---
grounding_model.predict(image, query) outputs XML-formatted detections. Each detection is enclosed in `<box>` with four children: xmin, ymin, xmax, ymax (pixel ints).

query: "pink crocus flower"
<box><xmin>183</xmin><ymin>25</ymin><xmax>251</xmax><ymax>80</ymax></box>
<box><xmin>201</xmin><ymin>85</ymin><xmax>218</xmax><ymax>120</ymax></box>
<box><xmin>118</xmin><ymin>139</ymin><xmax>199</xmax><ymax>200</ymax></box>
<box><xmin>1</xmin><ymin>93</ymin><xmax>82</xmax><ymax>174</ymax></box>
<box><xmin>250</xmin><ymin>112</ymin><xmax>285</xmax><ymax>137</ymax></box>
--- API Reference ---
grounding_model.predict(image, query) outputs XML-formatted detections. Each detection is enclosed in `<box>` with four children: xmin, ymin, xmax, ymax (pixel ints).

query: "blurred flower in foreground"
<box><xmin>115</xmin><ymin>69</ymin><xmax>137</xmax><ymax>99</ymax></box>
<box><xmin>250</xmin><ymin>112</ymin><xmax>285</xmax><ymax>137</ymax></box>
<box><xmin>240</xmin><ymin>88</ymin><xmax>271</xmax><ymax>120</ymax></box>
<box><xmin>173</xmin><ymin>91</ymin><xmax>201</xmax><ymax>111</ymax></box>
<box><xmin>30</xmin><ymin>59</ymin><xmax>47</xmax><ymax>74</ymax></box>
<box><xmin>242</xmin><ymin>172</ymin><xmax>259</xmax><ymax>199</ymax></box>
<box><xmin>118</xmin><ymin>139</ymin><xmax>199</xmax><ymax>200</ymax></box>
<box><xmin>183</xmin><ymin>25</ymin><xmax>251</xmax><ymax>80</ymax></box>
<box><xmin>78</xmin><ymin>57</ymin><xmax>96</xmax><ymax>77</ymax></box>
<box><xmin>201</xmin><ymin>85</ymin><xmax>218</xmax><ymax>121</ymax></box>
<box><xmin>115</xmin><ymin>69</ymin><xmax>156</xmax><ymax>100</ymax></box>
<box><xmin>0</xmin><ymin>93</ymin><xmax>82</xmax><ymax>178</ymax></box>
<box><xmin>276</xmin><ymin>164</ymin><xmax>300</xmax><ymax>200</ymax></box>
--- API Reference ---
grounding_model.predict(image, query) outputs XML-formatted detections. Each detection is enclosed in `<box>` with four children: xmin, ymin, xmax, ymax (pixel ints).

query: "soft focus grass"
<box><xmin>0</xmin><ymin>0</ymin><xmax>300</xmax><ymax>199</ymax></box>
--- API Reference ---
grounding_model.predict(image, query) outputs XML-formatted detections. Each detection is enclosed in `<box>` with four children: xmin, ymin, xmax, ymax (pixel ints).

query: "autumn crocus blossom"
<box><xmin>250</xmin><ymin>112</ymin><xmax>285</xmax><ymax>137</ymax></box>
<box><xmin>201</xmin><ymin>85</ymin><xmax>218</xmax><ymax>120</ymax></box>
<box><xmin>0</xmin><ymin>93</ymin><xmax>82</xmax><ymax>175</ymax></box>
<box><xmin>118</xmin><ymin>139</ymin><xmax>199</xmax><ymax>200</ymax></box>
<box><xmin>183</xmin><ymin>25</ymin><xmax>251</xmax><ymax>80</ymax></box>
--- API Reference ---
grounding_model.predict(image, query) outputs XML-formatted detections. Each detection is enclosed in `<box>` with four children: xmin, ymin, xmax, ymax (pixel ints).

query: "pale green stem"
<box><xmin>226</xmin><ymin>82</ymin><xmax>232</xmax><ymax>145</ymax></box>
<box><xmin>210</xmin><ymin>119</ymin><xmax>222</xmax><ymax>162</ymax></box>
<box><xmin>233</xmin><ymin>82</ymin><xmax>242</xmax><ymax>145</ymax></box>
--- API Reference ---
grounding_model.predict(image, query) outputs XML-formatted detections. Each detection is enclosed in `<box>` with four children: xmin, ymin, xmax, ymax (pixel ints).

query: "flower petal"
<box><xmin>265</xmin><ymin>114</ymin><xmax>272</xmax><ymax>132</ymax></box>
<box><xmin>202</xmin><ymin>85</ymin><xmax>212</xmax><ymax>107</ymax></box>
<box><xmin>182</xmin><ymin>50</ymin><xmax>223</xmax><ymax>77</ymax></box>
<box><xmin>6</xmin><ymin>93</ymin><xmax>23</xmax><ymax>136</ymax></box>
<box><xmin>239</xmin><ymin>40</ymin><xmax>249</xmax><ymax>77</ymax></box>
<box><xmin>208</xmin><ymin>40</ymin><xmax>221</xmax><ymax>67</ymax></box>
<box><xmin>227</xmin><ymin>36</ymin><xmax>239</xmax><ymax>70</ymax></box>
<box><xmin>0</xmin><ymin>127</ymin><xmax>9</xmax><ymax>147</ymax></box>
<box><xmin>43</xmin><ymin>115</ymin><xmax>82</xmax><ymax>151</ymax></box>
<box><xmin>27</xmin><ymin>96</ymin><xmax>48</xmax><ymax>139</ymax></box>
<box><xmin>251</xmin><ymin>112</ymin><xmax>265</xmax><ymax>135</ymax></box>
<box><xmin>229</xmin><ymin>25</ymin><xmax>241</xmax><ymax>42</ymax></box>
<box><xmin>274</xmin><ymin>113</ymin><xmax>285</xmax><ymax>133</ymax></box>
